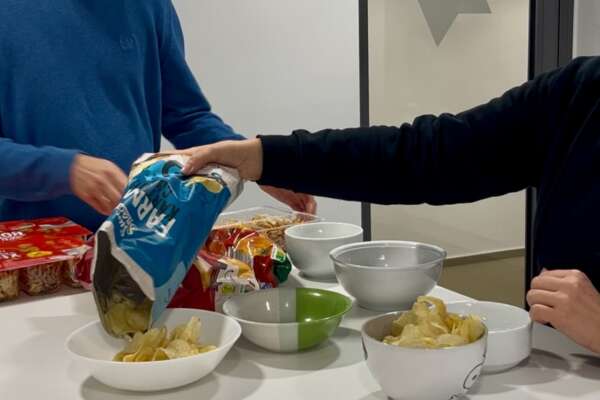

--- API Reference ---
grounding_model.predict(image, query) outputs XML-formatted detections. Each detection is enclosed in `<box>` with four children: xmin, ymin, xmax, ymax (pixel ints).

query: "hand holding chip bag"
<box><xmin>92</xmin><ymin>153</ymin><xmax>242</xmax><ymax>337</ymax></box>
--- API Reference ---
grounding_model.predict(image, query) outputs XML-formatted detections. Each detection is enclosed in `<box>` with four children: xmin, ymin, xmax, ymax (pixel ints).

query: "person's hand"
<box><xmin>70</xmin><ymin>154</ymin><xmax>128</xmax><ymax>216</ymax></box>
<box><xmin>259</xmin><ymin>185</ymin><xmax>317</xmax><ymax>214</ymax></box>
<box><xmin>180</xmin><ymin>139</ymin><xmax>263</xmax><ymax>181</ymax></box>
<box><xmin>527</xmin><ymin>269</ymin><xmax>600</xmax><ymax>353</ymax></box>
<box><xmin>178</xmin><ymin>139</ymin><xmax>318</xmax><ymax>214</ymax></box>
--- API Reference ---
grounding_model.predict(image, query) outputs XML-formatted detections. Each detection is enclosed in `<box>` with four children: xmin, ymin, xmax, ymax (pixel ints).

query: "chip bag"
<box><xmin>168</xmin><ymin>228</ymin><xmax>292</xmax><ymax>312</ymax></box>
<box><xmin>205</xmin><ymin>227</ymin><xmax>292</xmax><ymax>288</ymax></box>
<box><xmin>232</xmin><ymin>230</ymin><xmax>292</xmax><ymax>287</ymax></box>
<box><xmin>168</xmin><ymin>250</ymin><xmax>260</xmax><ymax>312</ymax></box>
<box><xmin>92</xmin><ymin>153</ymin><xmax>242</xmax><ymax>337</ymax></box>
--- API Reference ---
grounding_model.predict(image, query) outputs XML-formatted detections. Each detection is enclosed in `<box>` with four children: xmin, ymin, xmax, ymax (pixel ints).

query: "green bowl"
<box><xmin>222</xmin><ymin>287</ymin><xmax>353</xmax><ymax>352</ymax></box>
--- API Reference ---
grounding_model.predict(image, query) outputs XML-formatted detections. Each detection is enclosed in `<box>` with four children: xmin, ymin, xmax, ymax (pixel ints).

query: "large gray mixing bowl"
<box><xmin>331</xmin><ymin>241</ymin><xmax>446</xmax><ymax>311</ymax></box>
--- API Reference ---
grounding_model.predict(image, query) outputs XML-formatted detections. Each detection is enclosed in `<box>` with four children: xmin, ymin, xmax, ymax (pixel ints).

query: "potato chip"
<box><xmin>382</xmin><ymin>297</ymin><xmax>485</xmax><ymax>349</ymax></box>
<box><xmin>104</xmin><ymin>297</ymin><xmax>152</xmax><ymax>337</ymax></box>
<box><xmin>113</xmin><ymin>316</ymin><xmax>215</xmax><ymax>362</ymax></box>
<box><xmin>196</xmin><ymin>344</ymin><xmax>217</xmax><ymax>353</ymax></box>
<box><xmin>170</xmin><ymin>316</ymin><xmax>200</xmax><ymax>343</ymax></box>
<box><xmin>152</xmin><ymin>348</ymin><xmax>170</xmax><ymax>361</ymax></box>
<box><xmin>435</xmin><ymin>334</ymin><xmax>468</xmax><ymax>347</ymax></box>
<box><xmin>390</xmin><ymin>311</ymin><xmax>417</xmax><ymax>336</ymax></box>
<box><xmin>163</xmin><ymin>339</ymin><xmax>198</xmax><ymax>359</ymax></box>
<box><xmin>132</xmin><ymin>346</ymin><xmax>155</xmax><ymax>362</ymax></box>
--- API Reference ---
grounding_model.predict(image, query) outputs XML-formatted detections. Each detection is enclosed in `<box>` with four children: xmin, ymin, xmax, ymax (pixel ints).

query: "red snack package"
<box><xmin>169</xmin><ymin>250</ymin><xmax>259</xmax><ymax>312</ymax></box>
<box><xmin>0</xmin><ymin>218</ymin><xmax>91</xmax><ymax>299</ymax></box>
<box><xmin>0</xmin><ymin>217</ymin><xmax>91</xmax><ymax>240</ymax></box>
<box><xmin>232</xmin><ymin>231</ymin><xmax>291</xmax><ymax>288</ymax></box>
<box><xmin>74</xmin><ymin>239</ymin><xmax>95</xmax><ymax>290</ymax></box>
<box><xmin>169</xmin><ymin>256</ymin><xmax>217</xmax><ymax>311</ymax></box>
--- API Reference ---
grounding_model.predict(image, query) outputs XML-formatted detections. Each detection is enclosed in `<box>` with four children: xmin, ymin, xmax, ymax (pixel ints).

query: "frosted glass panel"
<box><xmin>369</xmin><ymin>0</ymin><xmax>529</xmax><ymax>257</ymax></box>
<box><xmin>574</xmin><ymin>0</ymin><xmax>600</xmax><ymax>56</ymax></box>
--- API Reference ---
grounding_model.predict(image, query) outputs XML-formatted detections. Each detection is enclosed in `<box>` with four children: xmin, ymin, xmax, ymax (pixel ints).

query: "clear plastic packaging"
<box><xmin>20</xmin><ymin>262</ymin><xmax>64</xmax><ymax>295</ymax></box>
<box><xmin>214</xmin><ymin>206</ymin><xmax>321</xmax><ymax>249</ymax></box>
<box><xmin>62</xmin><ymin>258</ymin><xmax>83</xmax><ymax>288</ymax></box>
<box><xmin>0</xmin><ymin>270</ymin><xmax>20</xmax><ymax>302</ymax></box>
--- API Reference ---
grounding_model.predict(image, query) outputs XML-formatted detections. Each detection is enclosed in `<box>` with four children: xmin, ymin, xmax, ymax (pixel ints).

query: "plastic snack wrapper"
<box><xmin>74</xmin><ymin>240</ymin><xmax>95</xmax><ymax>290</ymax></box>
<box><xmin>169</xmin><ymin>227</ymin><xmax>291</xmax><ymax>312</ymax></box>
<box><xmin>168</xmin><ymin>250</ymin><xmax>260</xmax><ymax>312</ymax></box>
<box><xmin>214</xmin><ymin>206</ymin><xmax>321</xmax><ymax>250</ymax></box>
<box><xmin>63</xmin><ymin>258</ymin><xmax>84</xmax><ymax>288</ymax></box>
<box><xmin>232</xmin><ymin>230</ymin><xmax>292</xmax><ymax>287</ymax></box>
<box><xmin>92</xmin><ymin>153</ymin><xmax>243</xmax><ymax>337</ymax></box>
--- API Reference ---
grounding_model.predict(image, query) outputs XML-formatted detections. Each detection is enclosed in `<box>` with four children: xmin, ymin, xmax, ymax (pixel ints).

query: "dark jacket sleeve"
<box><xmin>258</xmin><ymin>58</ymin><xmax>589</xmax><ymax>205</ymax></box>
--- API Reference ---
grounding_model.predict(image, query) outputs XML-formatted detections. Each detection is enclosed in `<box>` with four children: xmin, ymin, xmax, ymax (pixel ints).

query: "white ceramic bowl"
<box><xmin>362</xmin><ymin>312</ymin><xmax>487</xmax><ymax>400</ymax></box>
<box><xmin>331</xmin><ymin>241</ymin><xmax>445</xmax><ymax>311</ymax></box>
<box><xmin>223</xmin><ymin>287</ymin><xmax>353</xmax><ymax>352</ymax></box>
<box><xmin>65</xmin><ymin>309</ymin><xmax>241</xmax><ymax>391</ymax></box>
<box><xmin>285</xmin><ymin>222</ymin><xmax>363</xmax><ymax>278</ymax></box>
<box><xmin>447</xmin><ymin>301</ymin><xmax>532</xmax><ymax>373</ymax></box>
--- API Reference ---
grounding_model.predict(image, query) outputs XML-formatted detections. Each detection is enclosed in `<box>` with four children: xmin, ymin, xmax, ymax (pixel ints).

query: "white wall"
<box><xmin>574</xmin><ymin>0</ymin><xmax>600</xmax><ymax>56</ymax></box>
<box><xmin>168</xmin><ymin>0</ymin><xmax>362</xmax><ymax>226</ymax></box>
<box><xmin>369</xmin><ymin>0</ymin><xmax>529</xmax><ymax>257</ymax></box>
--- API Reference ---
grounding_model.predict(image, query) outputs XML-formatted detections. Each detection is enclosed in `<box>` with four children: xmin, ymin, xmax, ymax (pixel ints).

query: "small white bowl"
<box><xmin>362</xmin><ymin>312</ymin><xmax>487</xmax><ymax>400</ymax></box>
<box><xmin>331</xmin><ymin>241</ymin><xmax>445</xmax><ymax>310</ymax></box>
<box><xmin>285</xmin><ymin>222</ymin><xmax>363</xmax><ymax>279</ymax></box>
<box><xmin>65</xmin><ymin>309</ymin><xmax>241</xmax><ymax>391</ymax></box>
<box><xmin>447</xmin><ymin>301</ymin><xmax>532</xmax><ymax>373</ymax></box>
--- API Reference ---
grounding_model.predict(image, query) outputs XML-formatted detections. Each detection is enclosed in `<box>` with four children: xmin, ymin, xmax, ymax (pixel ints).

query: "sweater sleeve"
<box><xmin>0</xmin><ymin>137</ymin><xmax>77</xmax><ymax>202</ymax></box>
<box><xmin>258</xmin><ymin>59</ymin><xmax>584</xmax><ymax>205</ymax></box>
<box><xmin>159</xmin><ymin>1</ymin><xmax>244</xmax><ymax>149</ymax></box>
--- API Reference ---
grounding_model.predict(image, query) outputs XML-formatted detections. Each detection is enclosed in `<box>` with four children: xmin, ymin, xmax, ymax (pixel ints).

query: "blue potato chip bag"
<box><xmin>92</xmin><ymin>153</ymin><xmax>242</xmax><ymax>337</ymax></box>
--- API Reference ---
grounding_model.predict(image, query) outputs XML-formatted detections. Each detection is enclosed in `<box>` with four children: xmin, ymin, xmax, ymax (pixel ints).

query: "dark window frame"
<box><xmin>526</xmin><ymin>0</ymin><xmax>574</xmax><ymax>306</ymax></box>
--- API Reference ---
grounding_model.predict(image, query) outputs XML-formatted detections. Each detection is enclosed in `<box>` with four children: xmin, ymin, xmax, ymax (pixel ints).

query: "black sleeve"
<box><xmin>257</xmin><ymin>58</ymin><xmax>589</xmax><ymax>205</ymax></box>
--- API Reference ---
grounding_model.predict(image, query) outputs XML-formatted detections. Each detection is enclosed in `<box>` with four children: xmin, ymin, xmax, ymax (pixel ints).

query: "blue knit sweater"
<box><xmin>0</xmin><ymin>0</ymin><xmax>243</xmax><ymax>230</ymax></box>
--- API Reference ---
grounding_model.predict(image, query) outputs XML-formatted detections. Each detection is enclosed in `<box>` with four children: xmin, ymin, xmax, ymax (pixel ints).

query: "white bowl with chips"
<box><xmin>65</xmin><ymin>308</ymin><xmax>241</xmax><ymax>391</ymax></box>
<box><xmin>361</xmin><ymin>311</ymin><xmax>487</xmax><ymax>400</ymax></box>
<box><xmin>447</xmin><ymin>301</ymin><xmax>532</xmax><ymax>373</ymax></box>
<box><xmin>331</xmin><ymin>241</ymin><xmax>445</xmax><ymax>310</ymax></box>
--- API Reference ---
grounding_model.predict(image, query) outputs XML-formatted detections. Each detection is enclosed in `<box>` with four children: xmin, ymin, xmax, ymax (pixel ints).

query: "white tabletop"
<box><xmin>1</xmin><ymin>270</ymin><xmax>599</xmax><ymax>400</ymax></box>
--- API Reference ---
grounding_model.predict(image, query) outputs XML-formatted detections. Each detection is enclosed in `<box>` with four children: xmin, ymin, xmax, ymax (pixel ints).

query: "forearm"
<box><xmin>258</xmin><ymin>60</ymin><xmax>585</xmax><ymax>205</ymax></box>
<box><xmin>258</xmin><ymin>127</ymin><xmax>428</xmax><ymax>204</ymax></box>
<box><xmin>0</xmin><ymin>138</ymin><xmax>77</xmax><ymax>201</ymax></box>
<box><xmin>258</xmin><ymin>112</ymin><xmax>532</xmax><ymax>206</ymax></box>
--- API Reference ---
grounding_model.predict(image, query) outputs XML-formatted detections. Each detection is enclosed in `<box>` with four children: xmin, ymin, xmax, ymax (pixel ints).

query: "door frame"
<box><xmin>525</xmin><ymin>0</ymin><xmax>574</xmax><ymax>305</ymax></box>
<box><xmin>359</xmin><ymin>0</ymin><xmax>372</xmax><ymax>241</ymax></box>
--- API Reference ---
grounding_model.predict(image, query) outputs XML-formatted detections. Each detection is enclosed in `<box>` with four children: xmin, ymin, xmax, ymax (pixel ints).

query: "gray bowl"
<box><xmin>330</xmin><ymin>241</ymin><xmax>446</xmax><ymax>311</ymax></box>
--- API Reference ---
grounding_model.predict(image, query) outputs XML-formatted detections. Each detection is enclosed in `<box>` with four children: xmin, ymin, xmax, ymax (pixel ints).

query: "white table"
<box><xmin>1</xmin><ymin>270</ymin><xmax>599</xmax><ymax>400</ymax></box>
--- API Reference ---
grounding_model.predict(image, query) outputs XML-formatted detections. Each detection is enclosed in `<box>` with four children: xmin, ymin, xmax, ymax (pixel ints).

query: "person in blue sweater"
<box><xmin>0</xmin><ymin>0</ymin><xmax>315</xmax><ymax>231</ymax></box>
<box><xmin>177</xmin><ymin>57</ymin><xmax>600</xmax><ymax>353</ymax></box>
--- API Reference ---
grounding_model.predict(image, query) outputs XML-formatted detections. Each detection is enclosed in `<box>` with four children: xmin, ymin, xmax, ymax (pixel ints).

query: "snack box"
<box><xmin>0</xmin><ymin>218</ymin><xmax>91</xmax><ymax>301</ymax></box>
<box><xmin>214</xmin><ymin>206</ymin><xmax>321</xmax><ymax>249</ymax></box>
<box><xmin>0</xmin><ymin>217</ymin><xmax>92</xmax><ymax>240</ymax></box>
